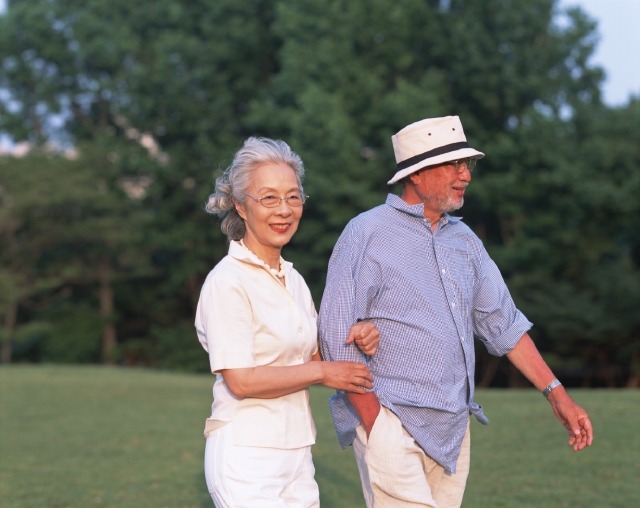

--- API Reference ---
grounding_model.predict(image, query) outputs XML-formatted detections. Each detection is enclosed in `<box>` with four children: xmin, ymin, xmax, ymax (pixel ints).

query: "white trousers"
<box><xmin>204</xmin><ymin>422</ymin><xmax>320</xmax><ymax>508</ymax></box>
<box><xmin>353</xmin><ymin>407</ymin><xmax>470</xmax><ymax>508</ymax></box>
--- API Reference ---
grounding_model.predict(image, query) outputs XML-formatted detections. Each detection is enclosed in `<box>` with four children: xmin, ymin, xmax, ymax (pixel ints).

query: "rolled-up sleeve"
<box><xmin>196</xmin><ymin>273</ymin><xmax>256</xmax><ymax>374</ymax></box>
<box><xmin>319</xmin><ymin>224</ymin><xmax>368</xmax><ymax>364</ymax></box>
<box><xmin>472</xmin><ymin>246</ymin><xmax>533</xmax><ymax>356</ymax></box>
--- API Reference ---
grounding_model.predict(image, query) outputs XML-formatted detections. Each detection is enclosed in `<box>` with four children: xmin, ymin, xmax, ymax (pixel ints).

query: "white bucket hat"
<box><xmin>388</xmin><ymin>116</ymin><xmax>484</xmax><ymax>184</ymax></box>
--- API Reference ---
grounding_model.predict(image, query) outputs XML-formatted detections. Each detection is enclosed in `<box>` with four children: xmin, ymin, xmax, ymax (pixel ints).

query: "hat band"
<box><xmin>396</xmin><ymin>141</ymin><xmax>470</xmax><ymax>171</ymax></box>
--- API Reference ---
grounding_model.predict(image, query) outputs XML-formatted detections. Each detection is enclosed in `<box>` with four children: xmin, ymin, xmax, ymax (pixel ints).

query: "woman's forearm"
<box><xmin>221</xmin><ymin>363</ymin><xmax>325</xmax><ymax>399</ymax></box>
<box><xmin>222</xmin><ymin>356</ymin><xmax>373</xmax><ymax>399</ymax></box>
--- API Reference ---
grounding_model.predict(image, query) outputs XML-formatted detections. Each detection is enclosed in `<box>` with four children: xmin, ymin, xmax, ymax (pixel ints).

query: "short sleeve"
<box><xmin>306</xmin><ymin>288</ymin><xmax>319</xmax><ymax>355</ymax></box>
<box><xmin>195</xmin><ymin>271</ymin><xmax>256</xmax><ymax>374</ymax></box>
<box><xmin>304</xmin><ymin>285</ymin><xmax>318</xmax><ymax>320</ymax></box>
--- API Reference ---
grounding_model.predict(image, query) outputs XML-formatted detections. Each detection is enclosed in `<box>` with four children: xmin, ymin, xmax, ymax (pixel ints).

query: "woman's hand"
<box><xmin>346</xmin><ymin>321</ymin><xmax>381</xmax><ymax>356</ymax></box>
<box><xmin>320</xmin><ymin>361</ymin><xmax>374</xmax><ymax>394</ymax></box>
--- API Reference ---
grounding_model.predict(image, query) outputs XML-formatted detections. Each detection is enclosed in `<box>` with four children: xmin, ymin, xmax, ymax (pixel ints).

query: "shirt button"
<box><xmin>442</xmin><ymin>269</ymin><xmax>446</xmax><ymax>274</ymax></box>
<box><xmin>301</xmin><ymin>405</ymin><xmax>306</xmax><ymax>411</ymax></box>
<box><xmin>297</xmin><ymin>327</ymin><xmax>303</xmax><ymax>333</ymax></box>
<box><xmin>422</xmin><ymin>218</ymin><xmax>427</xmax><ymax>223</ymax></box>
<box><xmin>451</xmin><ymin>303</ymin><xmax>456</xmax><ymax>308</ymax></box>
<box><xmin>297</xmin><ymin>353</ymin><xmax>302</xmax><ymax>360</ymax></box>
<box><xmin>461</xmin><ymin>336</ymin><xmax>465</xmax><ymax>341</ymax></box>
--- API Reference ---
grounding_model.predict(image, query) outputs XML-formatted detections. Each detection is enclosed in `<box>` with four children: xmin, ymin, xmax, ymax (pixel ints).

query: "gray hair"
<box><xmin>206</xmin><ymin>137</ymin><xmax>305</xmax><ymax>241</ymax></box>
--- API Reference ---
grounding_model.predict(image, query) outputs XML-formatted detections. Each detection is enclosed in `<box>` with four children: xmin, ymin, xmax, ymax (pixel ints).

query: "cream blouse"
<box><xmin>195</xmin><ymin>241</ymin><xmax>318</xmax><ymax>449</ymax></box>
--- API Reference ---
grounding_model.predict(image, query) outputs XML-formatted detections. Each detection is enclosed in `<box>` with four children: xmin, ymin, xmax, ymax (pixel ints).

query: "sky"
<box><xmin>558</xmin><ymin>0</ymin><xmax>640</xmax><ymax>106</ymax></box>
<box><xmin>0</xmin><ymin>0</ymin><xmax>638</xmax><ymax>108</ymax></box>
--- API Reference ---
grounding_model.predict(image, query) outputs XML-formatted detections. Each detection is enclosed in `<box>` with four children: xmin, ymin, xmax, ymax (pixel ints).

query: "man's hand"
<box><xmin>346</xmin><ymin>321</ymin><xmax>381</xmax><ymax>356</ymax></box>
<box><xmin>506</xmin><ymin>333</ymin><xmax>594</xmax><ymax>452</ymax></box>
<box><xmin>547</xmin><ymin>387</ymin><xmax>594</xmax><ymax>451</ymax></box>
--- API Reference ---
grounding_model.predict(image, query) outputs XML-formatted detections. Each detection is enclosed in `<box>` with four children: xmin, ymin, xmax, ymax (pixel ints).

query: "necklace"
<box><xmin>239</xmin><ymin>239</ymin><xmax>286</xmax><ymax>279</ymax></box>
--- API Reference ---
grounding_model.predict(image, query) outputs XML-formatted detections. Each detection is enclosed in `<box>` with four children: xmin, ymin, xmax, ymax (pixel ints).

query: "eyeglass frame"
<box><xmin>245</xmin><ymin>192</ymin><xmax>309</xmax><ymax>208</ymax></box>
<box><xmin>448</xmin><ymin>157</ymin><xmax>477</xmax><ymax>173</ymax></box>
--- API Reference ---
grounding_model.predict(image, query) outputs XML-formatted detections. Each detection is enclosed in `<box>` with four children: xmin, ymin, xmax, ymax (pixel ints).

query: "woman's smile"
<box><xmin>270</xmin><ymin>222</ymin><xmax>292</xmax><ymax>233</ymax></box>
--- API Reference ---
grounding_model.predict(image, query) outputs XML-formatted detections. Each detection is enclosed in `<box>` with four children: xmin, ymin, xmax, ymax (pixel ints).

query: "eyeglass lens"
<box><xmin>255</xmin><ymin>194</ymin><xmax>306</xmax><ymax>208</ymax></box>
<box><xmin>455</xmin><ymin>158</ymin><xmax>476</xmax><ymax>172</ymax></box>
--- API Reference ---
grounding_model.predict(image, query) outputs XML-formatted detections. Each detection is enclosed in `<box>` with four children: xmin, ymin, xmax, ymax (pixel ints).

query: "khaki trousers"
<box><xmin>353</xmin><ymin>407</ymin><xmax>470</xmax><ymax>508</ymax></box>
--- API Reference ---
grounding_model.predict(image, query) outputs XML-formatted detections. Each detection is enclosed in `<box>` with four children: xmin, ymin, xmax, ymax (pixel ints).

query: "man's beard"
<box><xmin>417</xmin><ymin>189</ymin><xmax>465</xmax><ymax>213</ymax></box>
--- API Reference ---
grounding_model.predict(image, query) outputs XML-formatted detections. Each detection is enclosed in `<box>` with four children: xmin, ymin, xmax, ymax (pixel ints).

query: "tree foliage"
<box><xmin>1</xmin><ymin>0</ymin><xmax>638</xmax><ymax>385</ymax></box>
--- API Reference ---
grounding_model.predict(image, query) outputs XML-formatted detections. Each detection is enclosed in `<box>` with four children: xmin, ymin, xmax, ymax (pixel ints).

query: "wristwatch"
<box><xmin>542</xmin><ymin>379</ymin><xmax>562</xmax><ymax>398</ymax></box>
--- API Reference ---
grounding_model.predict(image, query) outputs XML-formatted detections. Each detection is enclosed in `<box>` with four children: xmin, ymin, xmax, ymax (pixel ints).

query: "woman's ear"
<box><xmin>233</xmin><ymin>198</ymin><xmax>247</xmax><ymax>221</ymax></box>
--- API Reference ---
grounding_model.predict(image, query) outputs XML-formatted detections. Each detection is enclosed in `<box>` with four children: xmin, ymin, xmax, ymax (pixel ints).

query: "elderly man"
<box><xmin>318</xmin><ymin>116</ymin><xmax>593</xmax><ymax>508</ymax></box>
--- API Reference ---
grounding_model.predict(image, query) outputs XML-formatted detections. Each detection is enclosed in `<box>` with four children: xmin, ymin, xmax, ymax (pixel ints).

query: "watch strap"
<box><xmin>542</xmin><ymin>379</ymin><xmax>562</xmax><ymax>398</ymax></box>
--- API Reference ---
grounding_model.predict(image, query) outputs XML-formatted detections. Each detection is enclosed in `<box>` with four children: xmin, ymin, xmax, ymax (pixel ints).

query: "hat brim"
<box><xmin>387</xmin><ymin>148</ymin><xmax>484</xmax><ymax>185</ymax></box>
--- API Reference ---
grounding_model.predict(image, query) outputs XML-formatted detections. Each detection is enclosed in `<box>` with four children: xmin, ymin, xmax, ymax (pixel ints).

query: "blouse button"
<box><xmin>297</xmin><ymin>327</ymin><xmax>303</xmax><ymax>333</ymax></box>
<box><xmin>297</xmin><ymin>353</ymin><xmax>302</xmax><ymax>360</ymax></box>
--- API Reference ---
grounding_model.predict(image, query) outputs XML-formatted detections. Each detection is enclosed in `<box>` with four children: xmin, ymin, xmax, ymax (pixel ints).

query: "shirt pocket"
<box><xmin>447</xmin><ymin>250</ymin><xmax>476</xmax><ymax>310</ymax></box>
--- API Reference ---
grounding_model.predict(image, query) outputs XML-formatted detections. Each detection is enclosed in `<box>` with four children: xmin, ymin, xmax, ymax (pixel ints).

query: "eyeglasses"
<box><xmin>449</xmin><ymin>158</ymin><xmax>477</xmax><ymax>173</ymax></box>
<box><xmin>245</xmin><ymin>192</ymin><xmax>308</xmax><ymax>208</ymax></box>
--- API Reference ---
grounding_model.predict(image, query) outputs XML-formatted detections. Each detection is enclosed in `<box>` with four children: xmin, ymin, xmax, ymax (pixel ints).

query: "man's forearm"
<box><xmin>346</xmin><ymin>392</ymin><xmax>381</xmax><ymax>435</ymax></box>
<box><xmin>507</xmin><ymin>332</ymin><xmax>574</xmax><ymax>403</ymax></box>
<box><xmin>506</xmin><ymin>332</ymin><xmax>557</xmax><ymax>391</ymax></box>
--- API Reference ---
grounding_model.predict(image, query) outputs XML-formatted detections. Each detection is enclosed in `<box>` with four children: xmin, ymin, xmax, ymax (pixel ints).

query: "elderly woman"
<box><xmin>196</xmin><ymin>137</ymin><xmax>379</xmax><ymax>507</ymax></box>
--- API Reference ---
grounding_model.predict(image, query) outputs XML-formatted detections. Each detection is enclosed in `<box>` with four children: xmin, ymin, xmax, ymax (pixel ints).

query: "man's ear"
<box><xmin>408</xmin><ymin>170</ymin><xmax>422</xmax><ymax>185</ymax></box>
<box><xmin>233</xmin><ymin>198</ymin><xmax>247</xmax><ymax>221</ymax></box>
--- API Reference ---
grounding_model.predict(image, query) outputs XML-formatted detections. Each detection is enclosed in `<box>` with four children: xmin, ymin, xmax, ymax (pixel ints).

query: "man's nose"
<box><xmin>459</xmin><ymin>167</ymin><xmax>472</xmax><ymax>181</ymax></box>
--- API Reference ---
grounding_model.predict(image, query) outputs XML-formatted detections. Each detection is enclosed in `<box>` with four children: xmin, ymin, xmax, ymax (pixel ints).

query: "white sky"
<box><xmin>559</xmin><ymin>0</ymin><xmax>640</xmax><ymax>106</ymax></box>
<box><xmin>0</xmin><ymin>0</ymin><xmax>638</xmax><ymax>108</ymax></box>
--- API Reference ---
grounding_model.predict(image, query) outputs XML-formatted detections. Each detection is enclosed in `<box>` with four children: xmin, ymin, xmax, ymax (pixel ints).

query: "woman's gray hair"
<box><xmin>206</xmin><ymin>137</ymin><xmax>305</xmax><ymax>241</ymax></box>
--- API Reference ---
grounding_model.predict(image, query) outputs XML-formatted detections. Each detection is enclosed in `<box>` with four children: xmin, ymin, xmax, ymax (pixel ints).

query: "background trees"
<box><xmin>1</xmin><ymin>0</ymin><xmax>638</xmax><ymax>386</ymax></box>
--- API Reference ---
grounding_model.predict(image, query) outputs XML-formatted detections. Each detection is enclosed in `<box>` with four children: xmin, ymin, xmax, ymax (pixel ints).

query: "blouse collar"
<box><xmin>228</xmin><ymin>240</ymin><xmax>293</xmax><ymax>276</ymax></box>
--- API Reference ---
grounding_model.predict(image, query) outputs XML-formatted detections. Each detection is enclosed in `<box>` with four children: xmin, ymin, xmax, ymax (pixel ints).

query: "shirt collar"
<box><xmin>385</xmin><ymin>193</ymin><xmax>463</xmax><ymax>225</ymax></box>
<box><xmin>228</xmin><ymin>240</ymin><xmax>293</xmax><ymax>274</ymax></box>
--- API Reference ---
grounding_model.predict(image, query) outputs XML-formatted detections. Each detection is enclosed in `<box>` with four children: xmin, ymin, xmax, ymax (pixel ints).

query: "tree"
<box><xmin>1</xmin><ymin>0</ymin><xmax>638</xmax><ymax>384</ymax></box>
<box><xmin>0</xmin><ymin>143</ymin><xmax>153</xmax><ymax>363</ymax></box>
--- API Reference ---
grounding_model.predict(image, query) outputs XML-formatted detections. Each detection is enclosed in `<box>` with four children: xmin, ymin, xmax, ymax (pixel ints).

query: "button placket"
<box><xmin>436</xmin><ymin>243</ymin><xmax>469</xmax><ymax>351</ymax></box>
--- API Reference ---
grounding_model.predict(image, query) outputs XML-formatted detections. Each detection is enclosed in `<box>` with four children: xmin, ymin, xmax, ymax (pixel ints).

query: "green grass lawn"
<box><xmin>1</xmin><ymin>366</ymin><xmax>638</xmax><ymax>507</ymax></box>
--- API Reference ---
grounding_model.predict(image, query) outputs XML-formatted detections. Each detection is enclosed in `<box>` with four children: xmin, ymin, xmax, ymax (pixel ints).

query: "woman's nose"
<box><xmin>274</xmin><ymin>199</ymin><xmax>292</xmax><ymax>214</ymax></box>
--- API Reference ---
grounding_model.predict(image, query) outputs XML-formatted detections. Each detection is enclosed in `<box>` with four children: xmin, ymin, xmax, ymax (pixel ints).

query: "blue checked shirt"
<box><xmin>318</xmin><ymin>194</ymin><xmax>532</xmax><ymax>473</ymax></box>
